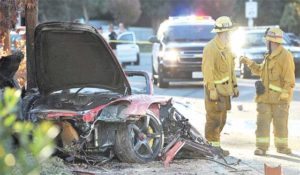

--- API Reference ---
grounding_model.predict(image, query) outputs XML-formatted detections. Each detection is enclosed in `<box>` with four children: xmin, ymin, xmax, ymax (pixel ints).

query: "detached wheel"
<box><xmin>114</xmin><ymin>111</ymin><xmax>164</xmax><ymax>163</ymax></box>
<box><xmin>134</xmin><ymin>53</ymin><xmax>140</xmax><ymax>65</ymax></box>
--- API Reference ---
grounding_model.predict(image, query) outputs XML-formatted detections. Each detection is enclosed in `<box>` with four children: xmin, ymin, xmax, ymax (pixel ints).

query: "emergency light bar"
<box><xmin>168</xmin><ymin>15</ymin><xmax>213</xmax><ymax>21</ymax></box>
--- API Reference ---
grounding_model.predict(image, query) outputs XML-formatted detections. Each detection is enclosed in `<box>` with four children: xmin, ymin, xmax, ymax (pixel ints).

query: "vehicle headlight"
<box><xmin>163</xmin><ymin>50</ymin><xmax>179</xmax><ymax>62</ymax></box>
<box><xmin>292</xmin><ymin>52</ymin><xmax>300</xmax><ymax>58</ymax></box>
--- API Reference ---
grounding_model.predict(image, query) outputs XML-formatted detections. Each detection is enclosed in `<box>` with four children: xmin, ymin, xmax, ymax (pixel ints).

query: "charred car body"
<box><xmin>20</xmin><ymin>22</ymin><xmax>221</xmax><ymax>164</ymax></box>
<box><xmin>0</xmin><ymin>52</ymin><xmax>23</xmax><ymax>89</ymax></box>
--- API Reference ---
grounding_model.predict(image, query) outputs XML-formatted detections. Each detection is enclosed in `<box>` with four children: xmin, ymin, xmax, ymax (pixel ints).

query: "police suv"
<box><xmin>149</xmin><ymin>16</ymin><xmax>215</xmax><ymax>88</ymax></box>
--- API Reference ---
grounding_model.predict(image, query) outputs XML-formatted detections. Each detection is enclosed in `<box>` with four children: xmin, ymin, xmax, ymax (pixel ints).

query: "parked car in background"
<box><xmin>286</xmin><ymin>32</ymin><xmax>300</xmax><ymax>46</ymax></box>
<box><xmin>150</xmin><ymin>16</ymin><xmax>215</xmax><ymax>88</ymax></box>
<box><xmin>231</xmin><ymin>26</ymin><xmax>300</xmax><ymax>78</ymax></box>
<box><xmin>103</xmin><ymin>31</ymin><xmax>140</xmax><ymax>66</ymax></box>
<box><xmin>116</xmin><ymin>31</ymin><xmax>140</xmax><ymax>66</ymax></box>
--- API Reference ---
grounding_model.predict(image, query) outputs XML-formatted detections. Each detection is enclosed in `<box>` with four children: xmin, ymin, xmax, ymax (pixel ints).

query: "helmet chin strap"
<box><xmin>268</xmin><ymin>41</ymin><xmax>272</xmax><ymax>54</ymax></box>
<box><xmin>264</xmin><ymin>28</ymin><xmax>272</xmax><ymax>54</ymax></box>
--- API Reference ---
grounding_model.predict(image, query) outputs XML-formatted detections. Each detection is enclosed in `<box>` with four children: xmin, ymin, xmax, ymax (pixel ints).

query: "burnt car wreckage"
<box><xmin>2</xmin><ymin>22</ymin><xmax>241</xmax><ymax>169</ymax></box>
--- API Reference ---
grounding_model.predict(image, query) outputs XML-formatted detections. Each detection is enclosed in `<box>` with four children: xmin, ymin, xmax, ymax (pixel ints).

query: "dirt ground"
<box><xmin>50</xmin><ymin>97</ymin><xmax>300</xmax><ymax>175</ymax></box>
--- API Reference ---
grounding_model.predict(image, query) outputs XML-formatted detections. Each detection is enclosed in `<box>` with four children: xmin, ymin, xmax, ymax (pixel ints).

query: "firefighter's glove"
<box><xmin>209</xmin><ymin>89</ymin><xmax>219</xmax><ymax>101</ymax></box>
<box><xmin>240</xmin><ymin>56</ymin><xmax>253</xmax><ymax>66</ymax></box>
<box><xmin>255</xmin><ymin>81</ymin><xmax>265</xmax><ymax>95</ymax></box>
<box><xmin>279</xmin><ymin>92</ymin><xmax>289</xmax><ymax>101</ymax></box>
<box><xmin>233</xmin><ymin>87</ymin><xmax>239</xmax><ymax>98</ymax></box>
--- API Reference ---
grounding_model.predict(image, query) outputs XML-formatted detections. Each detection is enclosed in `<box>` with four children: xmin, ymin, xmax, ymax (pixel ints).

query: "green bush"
<box><xmin>0</xmin><ymin>88</ymin><xmax>59</xmax><ymax>175</ymax></box>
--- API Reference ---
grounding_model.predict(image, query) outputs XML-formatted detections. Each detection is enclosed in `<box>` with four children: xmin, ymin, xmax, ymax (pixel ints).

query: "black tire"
<box><xmin>114</xmin><ymin>111</ymin><xmax>164</xmax><ymax>163</ymax></box>
<box><xmin>158</xmin><ymin>75</ymin><xmax>169</xmax><ymax>88</ymax></box>
<box><xmin>157</xmin><ymin>64</ymin><xmax>169</xmax><ymax>88</ymax></box>
<box><xmin>134</xmin><ymin>53</ymin><xmax>140</xmax><ymax>65</ymax></box>
<box><xmin>21</xmin><ymin>94</ymin><xmax>39</xmax><ymax>121</ymax></box>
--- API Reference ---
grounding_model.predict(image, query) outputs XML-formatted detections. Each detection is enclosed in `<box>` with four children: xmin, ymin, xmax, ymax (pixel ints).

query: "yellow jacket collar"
<box><xmin>268</xmin><ymin>45</ymin><xmax>283</xmax><ymax>59</ymax></box>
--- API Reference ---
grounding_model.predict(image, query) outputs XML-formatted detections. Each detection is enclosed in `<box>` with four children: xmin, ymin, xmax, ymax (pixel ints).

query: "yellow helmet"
<box><xmin>211</xmin><ymin>16</ymin><xmax>235</xmax><ymax>33</ymax></box>
<box><xmin>264</xmin><ymin>27</ymin><xmax>284</xmax><ymax>44</ymax></box>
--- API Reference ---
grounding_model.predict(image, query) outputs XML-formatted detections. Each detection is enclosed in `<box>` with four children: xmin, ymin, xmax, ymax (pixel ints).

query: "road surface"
<box><xmin>126</xmin><ymin>53</ymin><xmax>300</xmax><ymax>102</ymax></box>
<box><xmin>121</xmin><ymin>53</ymin><xmax>300</xmax><ymax>175</ymax></box>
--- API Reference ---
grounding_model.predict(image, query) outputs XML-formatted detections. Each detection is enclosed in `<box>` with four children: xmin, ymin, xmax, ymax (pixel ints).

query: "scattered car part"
<box><xmin>159</xmin><ymin>101</ymin><xmax>221</xmax><ymax>167</ymax></box>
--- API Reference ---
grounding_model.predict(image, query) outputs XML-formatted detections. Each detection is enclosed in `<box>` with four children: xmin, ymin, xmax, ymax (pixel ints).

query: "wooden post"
<box><xmin>25</xmin><ymin>1</ymin><xmax>38</xmax><ymax>89</ymax></box>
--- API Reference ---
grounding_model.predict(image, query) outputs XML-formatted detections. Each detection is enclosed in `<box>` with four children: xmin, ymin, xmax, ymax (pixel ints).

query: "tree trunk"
<box><xmin>25</xmin><ymin>4</ymin><xmax>38</xmax><ymax>89</ymax></box>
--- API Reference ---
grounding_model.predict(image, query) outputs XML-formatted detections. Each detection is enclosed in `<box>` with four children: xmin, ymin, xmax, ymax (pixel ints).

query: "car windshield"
<box><xmin>244</xmin><ymin>32</ymin><xmax>265</xmax><ymax>47</ymax></box>
<box><xmin>244</xmin><ymin>31</ymin><xmax>291</xmax><ymax>48</ymax></box>
<box><xmin>164</xmin><ymin>25</ymin><xmax>215</xmax><ymax>42</ymax></box>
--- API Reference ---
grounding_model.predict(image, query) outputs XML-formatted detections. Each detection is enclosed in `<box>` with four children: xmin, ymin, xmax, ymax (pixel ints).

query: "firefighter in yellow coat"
<box><xmin>241</xmin><ymin>27</ymin><xmax>295</xmax><ymax>155</ymax></box>
<box><xmin>202</xmin><ymin>16</ymin><xmax>239</xmax><ymax>156</ymax></box>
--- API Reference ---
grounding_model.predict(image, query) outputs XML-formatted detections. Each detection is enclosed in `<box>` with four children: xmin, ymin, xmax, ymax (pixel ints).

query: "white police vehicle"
<box><xmin>102</xmin><ymin>31</ymin><xmax>140</xmax><ymax>66</ymax></box>
<box><xmin>116</xmin><ymin>31</ymin><xmax>140</xmax><ymax>65</ymax></box>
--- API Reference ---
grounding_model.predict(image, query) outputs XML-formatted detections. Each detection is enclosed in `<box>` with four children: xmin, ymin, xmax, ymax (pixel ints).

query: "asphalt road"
<box><xmin>125</xmin><ymin>53</ymin><xmax>300</xmax><ymax>102</ymax></box>
<box><xmin>121</xmin><ymin>53</ymin><xmax>300</xmax><ymax>175</ymax></box>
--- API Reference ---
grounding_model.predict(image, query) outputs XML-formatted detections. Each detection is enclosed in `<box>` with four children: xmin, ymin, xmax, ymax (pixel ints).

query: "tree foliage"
<box><xmin>233</xmin><ymin>0</ymin><xmax>287</xmax><ymax>26</ymax></box>
<box><xmin>0</xmin><ymin>0</ymin><xmax>37</xmax><ymax>32</ymax></box>
<box><xmin>280</xmin><ymin>2</ymin><xmax>300</xmax><ymax>35</ymax></box>
<box><xmin>0</xmin><ymin>0</ymin><xmax>38</xmax><ymax>54</ymax></box>
<box><xmin>191</xmin><ymin>0</ymin><xmax>237</xmax><ymax>19</ymax></box>
<box><xmin>38</xmin><ymin>0</ymin><xmax>107</xmax><ymax>22</ymax></box>
<box><xmin>0</xmin><ymin>88</ymin><xmax>59</xmax><ymax>175</ymax></box>
<box><xmin>106</xmin><ymin>0</ymin><xmax>142</xmax><ymax>25</ymax></box>
<box><xmin>2</xmin><ymin>0</ymin><xmax>300</xmax><ymax>36</ymax></box>
<box><xmin>0</xmin><ymin>0</ymin><xmax>19</xmax><ymax>32</ymax></box>
<box><xmin>140</xmin><ymin>0</ymin><xmax>171</xmax><ymax>31</ymax></box>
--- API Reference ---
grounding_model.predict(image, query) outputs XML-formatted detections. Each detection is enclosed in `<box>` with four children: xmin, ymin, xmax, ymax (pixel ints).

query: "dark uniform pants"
<box><xmin>204</xmin><ymin>90</ymin><xmax>231</xmax><ymax>147</ymax></box>
<box><xmin>256</xmin><ymin>103</ymin><xmax>289</xmax><ymax>150</ymax></box>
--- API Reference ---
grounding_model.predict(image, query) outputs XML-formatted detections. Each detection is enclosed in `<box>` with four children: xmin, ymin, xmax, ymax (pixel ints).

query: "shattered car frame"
<box><xmin>21</xmin><ymin>22</ymin><xmax>221</xmax><ymax>164</ymax></box>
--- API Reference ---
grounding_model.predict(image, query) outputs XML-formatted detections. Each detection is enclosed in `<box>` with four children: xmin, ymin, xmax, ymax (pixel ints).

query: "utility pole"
<box><xmin>245</xmin><ymin>0</ymin><xmax>257</xmax><ymax>27</ymax></box>
<box><xmin>25</xmin><ymin>0</ymin><xmax>38</xmax><ymax>89</ymax></box>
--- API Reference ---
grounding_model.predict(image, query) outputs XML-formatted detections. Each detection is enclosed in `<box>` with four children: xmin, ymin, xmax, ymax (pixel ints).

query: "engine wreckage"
<box><xmin>1</xmin><ymin>22</ymin><xmax>242</xmax><ymax>170</ymax></box>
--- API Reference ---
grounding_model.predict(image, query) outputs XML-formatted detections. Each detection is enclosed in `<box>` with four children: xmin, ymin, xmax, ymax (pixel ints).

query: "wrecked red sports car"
<box><xmin>22</xmin><ymin>22</ymin><xmax>220</xmax><ymax>164</ymax></box>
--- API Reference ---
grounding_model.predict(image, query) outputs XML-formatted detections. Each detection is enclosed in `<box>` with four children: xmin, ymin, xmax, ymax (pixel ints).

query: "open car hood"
<box><xmin>33</xmin><ymin>22</ymin><xmax>130</xmax><ymax>95</ymax></box>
